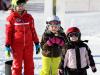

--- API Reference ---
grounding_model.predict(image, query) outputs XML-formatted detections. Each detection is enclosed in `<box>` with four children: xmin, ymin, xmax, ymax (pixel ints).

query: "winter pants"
<box><xmin>11</xmin><ymin>43</ymin><xmax>34</xmax><ymax>75</ymax></box>
<box><xmin>67</xmin><ymin>69</ymin><xmax>87</xmax><ymax>75</ymax></box>
<box><xmin>40</xmin><ymin>56</ymin><xmax>61</xmax><ymax>75</ymax></box>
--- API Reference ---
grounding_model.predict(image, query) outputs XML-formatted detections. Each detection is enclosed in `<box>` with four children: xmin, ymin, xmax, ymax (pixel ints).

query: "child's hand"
<box><xmin>47</xmin><ymin>37</ymin><xmax>56</xmax><ymax>46</ymax></box>
<box><xmin>55</xmin><ymin>37</ymin><xmax>64</xmax><ymax>46</ymax></box>
<box><xmin>47</xmin><ymin>37</ymin><xmax>64</xmax><ymax>46</ymax></box>
<box><xmin>35</xmin><ymin>43</ymin><xmax>40</xmax><ymax>54</ymax></box>
<box><xmin>91</xmin><ymin>66</ymin><xmax>97</xmax><ymax>73</ymax></box>
<box><xmin>5</xmin><ymin>45</ymin><xmax>11</xmax><ymax>58</ymax></box>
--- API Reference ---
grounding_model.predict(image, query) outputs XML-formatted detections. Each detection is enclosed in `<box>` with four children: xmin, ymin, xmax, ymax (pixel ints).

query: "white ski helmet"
<box><xmin>46</xmin><ymin>16</ymin><xmax>61</xmax><ymax>26</ymax></box>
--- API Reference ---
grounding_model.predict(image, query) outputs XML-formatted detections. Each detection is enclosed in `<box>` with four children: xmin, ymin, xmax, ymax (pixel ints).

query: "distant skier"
<box><xmin>5</xmin><ymin>0</ymin><xmax>40</xmax><ymax>75</ymax></box>
<box><xmin>40</xmin><ymin>15</ymin><xmax>67</xmax><ymax>75</ymax></box>
<box><xmin>58</xmin><ymin>27</ymin><xmax>97</xmax><ymax>75</ymax></box>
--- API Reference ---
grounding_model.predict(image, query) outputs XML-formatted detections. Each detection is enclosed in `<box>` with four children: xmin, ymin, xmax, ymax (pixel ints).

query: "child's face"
<box><xmin>48</xmin><ymin>25</ymin><xmax>60</xmax><ymax>33</ymax></box>
<box><xmin>70</xmin><ymin>36</ymin><xmax>78</xmax><ymax>42</ymax></box>
<box><xmin>16</xmin><ymin>4</ymin><xmax>25</xmax><ymax>12</ymax></box>
<box><xmin>69</xmin><ymin>32</ymin><xmax>79</xmax><ymax>42</ymax></box>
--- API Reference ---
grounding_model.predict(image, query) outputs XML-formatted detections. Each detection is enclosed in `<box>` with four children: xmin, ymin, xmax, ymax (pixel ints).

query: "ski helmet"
<box><xmin>11</xmin><ymin>0</ymin><xmax>26</xmax><ymax>9</ymax></box>
<box><xmin>16</xmin><ymin>0</ymin><xmax>26</xmax><ymax>5</ymax></box>
<box><xmin>66</xmin><ymin>27</ymin><xmax>81</xmax><ymax>41</ymax></box>
<box><xmin>46</xmin><ymin>16</ymin><xmax>61</xmax><ymax>26</ymax></box>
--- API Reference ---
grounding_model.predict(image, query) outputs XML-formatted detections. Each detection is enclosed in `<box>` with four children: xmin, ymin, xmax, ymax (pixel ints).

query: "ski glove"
<box><xmin>5</xmin><ymin>45</ymin><xmax>11</xmax><ymax>58</ymax></box>
<box><xmin>46</xmin><ymin>37</ymin><xmax>56</xmax><ymax>46</ymax></box>
<box><xmin>91</xmin><ymin>66</ymin><xmax>97</xmax><ymax>72</ymax></box>
<box><xmin>55</xmin><ymin>37</ymin><xmax>64</xmax><ymax>46</ymax></box>
<box><xmin>35</xmin><ymin>43</ymin><xmax>40</xmax><ymax>54</ymax></box>
<box><xmin>47</xmin><ymin>37</ymin><xmax>64</xmax><ymax>46</ymax></box>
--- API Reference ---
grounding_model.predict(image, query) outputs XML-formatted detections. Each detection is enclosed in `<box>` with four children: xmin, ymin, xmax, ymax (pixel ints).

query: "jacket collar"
<box><xmin>12</xmin><ymin>10</ymin><xmax>27</xmax><ymax>18</ymax></box>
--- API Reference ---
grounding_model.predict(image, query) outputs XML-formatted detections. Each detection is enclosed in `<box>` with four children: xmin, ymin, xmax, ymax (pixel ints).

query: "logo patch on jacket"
<box><xmin>14</xmin><ymin>18</ymin><xmax>29</xmax><ymax>26</ymax></box>
<box><xmin>16</xmin><ymin>18</ymin><xmax>22</xmax><ymax>23</ymax></box>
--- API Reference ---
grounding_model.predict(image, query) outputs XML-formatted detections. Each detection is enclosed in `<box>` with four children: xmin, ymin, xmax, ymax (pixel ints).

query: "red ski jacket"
<box><xmin>5</xmin><ymin>10</ymin><xmax>39</xmax><ymax>46</ymax></box>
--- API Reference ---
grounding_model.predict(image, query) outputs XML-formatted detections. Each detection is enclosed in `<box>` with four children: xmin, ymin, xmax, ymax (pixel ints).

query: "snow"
<box><xmin>0</xmin><ymin>1</ymin><xmax>100</xmax><ymax>75</ymax></box>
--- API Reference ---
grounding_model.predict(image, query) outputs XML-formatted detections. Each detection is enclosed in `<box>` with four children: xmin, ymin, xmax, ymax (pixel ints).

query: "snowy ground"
<box><xmin>0</xmin><ymin>5</ymin><xmax>100</xmax><ymax>75</ymax></box>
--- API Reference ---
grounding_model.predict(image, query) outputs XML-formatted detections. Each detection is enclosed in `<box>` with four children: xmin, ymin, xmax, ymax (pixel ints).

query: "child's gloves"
<box><xmin>47</xmin><ymin>37</ymin><xmax>56</xmax><ymax>46</ymax></box>
<box><xmin>55</xmin><ymin>37</ymin><xmax>64</xmax><ymax>46</ymax></box>
<box><xmin>47</xmin><ymin>37</ymin><xmax>64</xmax><ymax>46</ymax></box>
<box><xmin>5</xmin><ymin>45</ymin><xmax>11</xmax><ymax>58</ymax></box>
<box><xmin>35</xmin><ymin>43</ymin><xmax>40</xmax><ymax>54</ymax></box>
<box><xmin>91</xmin><ymin>66</ymin><xmax>97</xmax><ymax>73</ymax></box>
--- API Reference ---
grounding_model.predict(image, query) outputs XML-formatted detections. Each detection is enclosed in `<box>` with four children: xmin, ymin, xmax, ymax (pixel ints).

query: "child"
<box><xmin>58</xmin><ymin>27</ymin><xmax>97</xmax><ymax>75</ymax></box>
<box><xmin>40</xmin><ymin>16</ymin><xmax>67</xmax><ymax>75</ymax></box>
<box><xmin>5</xmin><ymin>0</ymin><xmax>40</xmax><ymax>75</ymax></box>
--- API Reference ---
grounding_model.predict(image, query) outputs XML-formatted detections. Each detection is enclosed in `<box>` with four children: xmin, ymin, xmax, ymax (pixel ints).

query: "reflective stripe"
<box><xmin>14</xmin><ymin>22</ymin><xmax>30</xmax><ymax>25</ymax></box>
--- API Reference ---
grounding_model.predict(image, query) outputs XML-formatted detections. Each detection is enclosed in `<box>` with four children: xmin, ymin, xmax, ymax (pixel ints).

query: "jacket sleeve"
<box><xmin>5</xmin><ymin>15</ymin><xmax>14</xmax><ymax>46</ymax></box>
<box><xmin>86</xmin><ymin>45</ymin><xmax>95</xmax><ymax>66</ymax></box>
<box><xmin>30</xmin><ymin>16</ymin><xmax>39</xmax><ymax>43</ymax></box>
<box><xmin>58</xmin><ymin>43</ymin><xmax>68</xmax><ymax>69</ymax></box>
<box><xmin>58</xmin><ymin>55</ymin><xmax>65</xmax><ymax>69</ymax></box>
<box><xmin>40</xmin><ymin>33</ymin><xmax>49</xmax><ymax>50</ymax></box>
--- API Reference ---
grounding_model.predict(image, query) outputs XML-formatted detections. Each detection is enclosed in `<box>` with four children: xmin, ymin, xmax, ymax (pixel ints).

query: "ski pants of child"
<box><xmin>11</xmin><ymin>43</ymin><xmax>34</xmax><ymax>75</ymax></box>
<box><xmin>67</xmin><ymin>69</ymin><xmax>87</xmax><ymax>75</ymax></box>
<box><xmin>40</xmin><ymin>56</ymin><xmax>61</xmax><ymax>75</ymax></box>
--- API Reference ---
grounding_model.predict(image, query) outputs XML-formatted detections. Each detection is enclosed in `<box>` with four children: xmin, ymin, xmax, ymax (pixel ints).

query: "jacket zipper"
<box><xmin>22</xmin><ymin>19</ymin><xmax>25</xmax><ymax>47</ymax></box>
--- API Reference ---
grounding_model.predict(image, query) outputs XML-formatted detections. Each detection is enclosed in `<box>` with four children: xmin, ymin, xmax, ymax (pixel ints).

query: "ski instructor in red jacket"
<box><xmin>5</xmin><ymin>0</ymin><xmax>40</xmax><ymax>75</ymax></box>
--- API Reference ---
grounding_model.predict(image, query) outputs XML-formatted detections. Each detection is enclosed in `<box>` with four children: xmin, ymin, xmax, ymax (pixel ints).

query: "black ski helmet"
<box><xmin>11</xmin><ymin>0</ymin><xmax>26</xmax><ymax>9</ymax></box>
<box><xmin>16</xmin><ymin>0</ymin><xmax>26</xmax><ymax>5</ymax></box>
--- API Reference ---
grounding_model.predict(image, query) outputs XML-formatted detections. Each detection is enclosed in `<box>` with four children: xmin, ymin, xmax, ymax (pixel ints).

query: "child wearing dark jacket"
<box><xmin>58</xmin><ymin>27</ymin><xmax>97</xmax><ymax>75</ymax></box>
<box><xmin>40</xmin><ymin>16</ymin><xmax>67</xmax><ymax>75</ymax></box>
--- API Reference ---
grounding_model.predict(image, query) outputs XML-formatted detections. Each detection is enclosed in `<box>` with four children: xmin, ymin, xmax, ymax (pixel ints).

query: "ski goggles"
<box><xmin>69</xmin><ymin>32</ymin><xmax>80</xmax><ymax>37</ymax></box>
<box><xmin>46</xmin><ymin>20</ymin><xmax>61</xmax><ymax>25</ymax></box>
<box><xmin>17</xmin><ymin>3</ymin><xmax>26</xmax><ymax>7</ymax></box>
